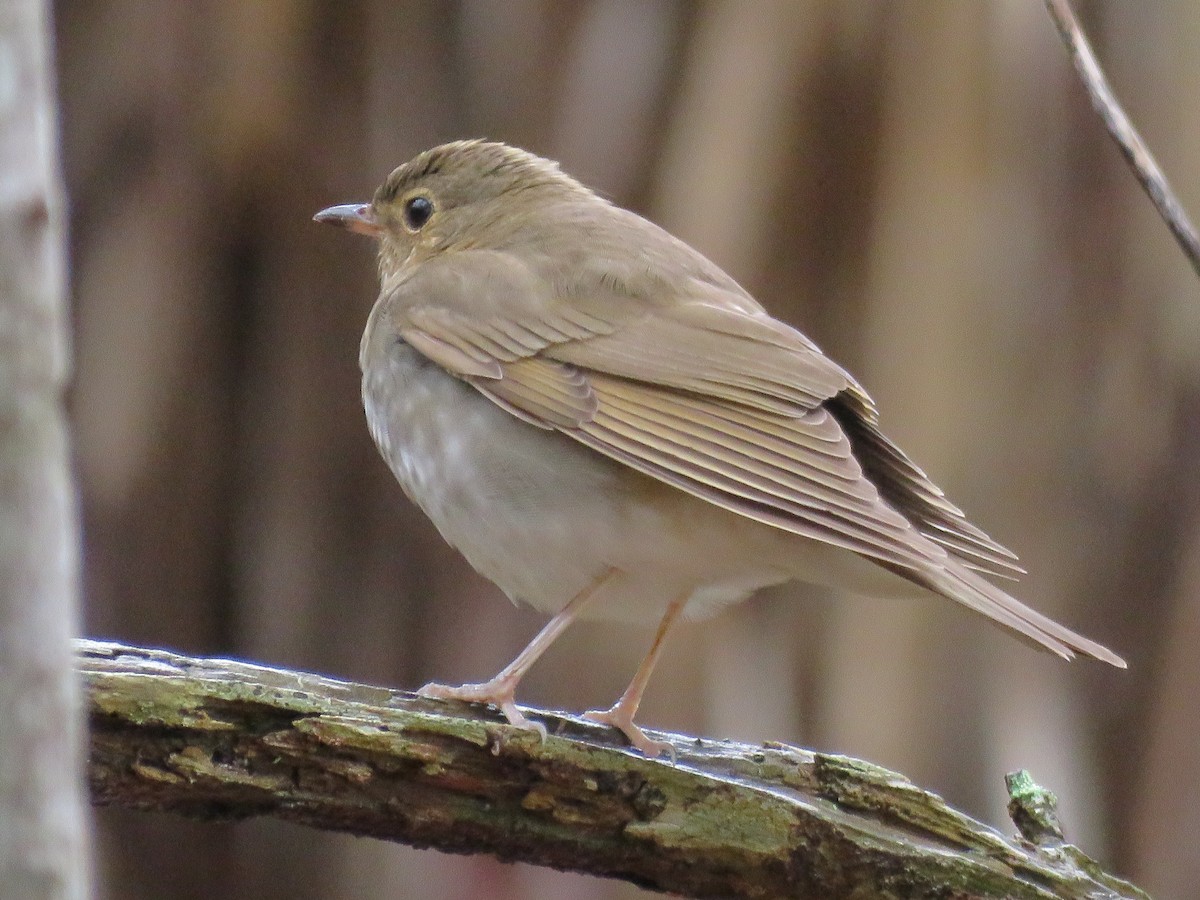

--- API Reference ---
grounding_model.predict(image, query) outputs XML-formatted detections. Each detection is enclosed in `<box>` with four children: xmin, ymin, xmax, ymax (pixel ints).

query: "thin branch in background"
<box><xmin>1044</xmin><ymin>0</ymin><xmax>1200</xmax><ymax>279</ymax></box>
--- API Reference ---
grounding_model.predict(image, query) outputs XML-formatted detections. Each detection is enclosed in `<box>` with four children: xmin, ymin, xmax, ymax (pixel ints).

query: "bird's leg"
<box><xmin>418</xmin><ymin>568</ymin><xmax>614</xmax><ymax>738</ymax></box>
<box><xmin>584</xmin><ymin>591</ymin><xmax>689</xmax><ymax>758</ymax></box>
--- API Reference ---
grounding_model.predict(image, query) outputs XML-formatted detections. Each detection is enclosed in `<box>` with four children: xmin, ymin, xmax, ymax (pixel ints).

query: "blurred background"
<box><xmin>56</xmin><ymin>1</ymin><xmax>1199</xmax><ymax>898</ymax></box>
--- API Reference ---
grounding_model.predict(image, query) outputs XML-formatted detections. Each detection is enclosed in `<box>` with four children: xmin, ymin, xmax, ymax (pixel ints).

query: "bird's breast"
<box><xmin>359</xmin><ymin>337</ymin><xmax>803</xmax><ymax>621</ymax></box>
<box><xmin>362</xmin><ymin>338</ymin><xmax>629</xmax><ymax>610</ymax></box>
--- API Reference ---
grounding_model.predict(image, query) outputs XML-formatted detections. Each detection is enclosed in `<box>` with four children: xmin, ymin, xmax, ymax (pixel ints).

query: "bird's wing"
<box><xmin>383</xmin><ymin>252</ymin><xmax>1021</xmax><ymax>577</ymax></box>
<box><xmin>544</xmin><ymin>302</ymin><xmax>1023</xmax><ymax>579</ymax></box>
<box><xmin>481</xmin><ymin>353</ymin><xmax>1128</xmax><ymax>664</ymax></box>
<box><xmin>379</xmin><ymin>252</ymin><xmax>1131</xmax><ymax>664</ymax></box>
<box><xmin>389</xmin><ymin>250</ymin><xmax>861</xmax><ymax>413</ymax></box>
<box><xmin>546</xmin><ymin>300</ymin><xmax>862</xmax><ymax>416</ymax></box>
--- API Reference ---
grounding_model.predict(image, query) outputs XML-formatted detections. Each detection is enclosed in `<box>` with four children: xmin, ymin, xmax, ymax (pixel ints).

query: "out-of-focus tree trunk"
<box><xmin>0</xmin><ymin>0</ymin><xmax>91</xmax><ymax>897</ymax></box>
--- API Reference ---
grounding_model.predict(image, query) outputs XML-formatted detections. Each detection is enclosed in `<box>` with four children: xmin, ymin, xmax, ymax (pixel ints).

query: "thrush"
<box><xmin>316</xmin><ymin>140</ymin><xmax>1124</xmax><ymax>757</ymax></box>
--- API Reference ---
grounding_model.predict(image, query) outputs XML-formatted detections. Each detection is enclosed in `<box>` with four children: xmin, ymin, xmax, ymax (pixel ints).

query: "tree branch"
<box><xmin>1044</xmin><ymin>0</ymin><xmax>1200</xmax><ymax>278</ymax></box>
<box><xmin>81</xmin><ymin>639</ymin><xmax>1145</xmax><ymax>899</ymax></box>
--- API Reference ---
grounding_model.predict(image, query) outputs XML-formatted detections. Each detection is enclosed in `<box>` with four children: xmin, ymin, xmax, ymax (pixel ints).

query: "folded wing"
<box><xmin>382</xmin><ymin>252</ymin><xmax>1020</xmax><ymax>575</ymax></box>
<box><xmin>376</xmin><ymin>251</ymin><xmax>1129</xmax><ymax>665</ymax></box>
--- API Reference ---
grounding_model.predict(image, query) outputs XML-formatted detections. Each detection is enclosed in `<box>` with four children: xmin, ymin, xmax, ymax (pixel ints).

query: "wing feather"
<box><xmin>826</xmin><ymin>397</ymin><xmax>1024</xmax><ymax>578</ymax></box>
<box><xmin>594</xmin><ymin>382</ymin><xmax>870</xmax><ymax>493</ymax></box>
<box><xmin>470</xmin><ymin>357</ymin><xmax>597</xmax><ymax>429</ymax></box>
<box><xmin>571</xmin><ymin>419</ymin><xmax>922</xmax><ymax>567</ymax></box>
<box><xmin>380</xmin><ymin>249</ymin><xmax>1020</xmax><ymax>578</ymax></box>
<box><xmin>468</xmin><ymin>361</ymin><xmax>933</xmax><ymax>571</ymax></box>
<box><xmin>549</xmin><ymin>306</ymin><xmax>852</xmax><ymax>414</ymax></box>
<box><xmin>399</xmin><ymin>327</ymin><xmax>502</xmax><ymax>379</ymax></box>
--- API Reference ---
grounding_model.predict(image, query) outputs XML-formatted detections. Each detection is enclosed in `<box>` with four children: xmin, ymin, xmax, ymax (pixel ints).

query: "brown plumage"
<box><xmin>316</xmin><ymin>140</ymin><xmax>1124</xmax><ymax>757</ymax></box>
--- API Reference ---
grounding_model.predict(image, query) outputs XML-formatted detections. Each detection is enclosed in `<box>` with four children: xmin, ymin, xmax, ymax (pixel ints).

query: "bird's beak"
<box><xmin>313</xmin><ymin>203</ymin><xmax>382</xmax><ymax>237</ymax></box>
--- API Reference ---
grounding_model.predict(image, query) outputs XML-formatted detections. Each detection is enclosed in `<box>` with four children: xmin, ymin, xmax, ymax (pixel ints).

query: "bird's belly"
<box><xmin>361</xmin><ymin>342</ymin><xmax>797</xmax><ymax>622</ymax></box>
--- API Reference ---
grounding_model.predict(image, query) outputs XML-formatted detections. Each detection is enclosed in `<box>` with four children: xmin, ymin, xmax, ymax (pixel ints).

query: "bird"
<box><xmin>315</xmin><ymin>139</ymin><xmax>1125</xmax><ymax>757</ymax></box>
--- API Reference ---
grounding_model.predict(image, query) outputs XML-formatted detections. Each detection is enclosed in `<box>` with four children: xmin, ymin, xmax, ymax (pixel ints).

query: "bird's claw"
<box><xmin>418</xmin><ymin>680</ymin><xmax>546</xmax><ymax>740</ymax></box>
<box><xmin>584</xmin><ymin>706</ymin><xmax>675</xmax><ymax>760</ymax></box>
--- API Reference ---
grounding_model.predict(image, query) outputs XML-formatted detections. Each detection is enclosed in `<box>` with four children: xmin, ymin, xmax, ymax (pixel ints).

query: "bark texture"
<box><xmin>83</xmin><ymin>640</ymin><xmax>1144</xmax><ymax>900</ymax></box>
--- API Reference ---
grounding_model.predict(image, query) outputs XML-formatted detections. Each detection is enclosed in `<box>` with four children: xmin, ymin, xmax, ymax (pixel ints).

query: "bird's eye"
<box><xmin>403</xmin><ymin>195</ymin><xmax>434</xmax><ymax>231</ymax></box>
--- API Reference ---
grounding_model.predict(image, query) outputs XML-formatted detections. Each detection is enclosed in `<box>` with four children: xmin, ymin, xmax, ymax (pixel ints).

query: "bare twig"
<box><xmin>81</xmin><ymin>639</ymin><xmax>1147</xmax><ymax>899</ymax></box>
<box><xmin>1044</xmin><ymin>0</ymin><xmax>1200</xmax><ymax>278</ymax></box>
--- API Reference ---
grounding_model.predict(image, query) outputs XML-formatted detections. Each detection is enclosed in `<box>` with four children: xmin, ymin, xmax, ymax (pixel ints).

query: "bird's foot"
<box><xmin>418</xmin><ymin>680</ymin><xmax>546</xmax><ymax>740</ymax></box>
<box><xmin>583</xmin><ymin>705</ymin><xmax>675</xmax><ymax>760</ymax></box>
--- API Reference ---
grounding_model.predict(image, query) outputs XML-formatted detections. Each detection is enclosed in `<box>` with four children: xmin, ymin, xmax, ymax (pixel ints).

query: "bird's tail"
<box><xmin>917</xmin><ymin>560</ymin><xmax>1126</xmax><ymax>667</ymax></box>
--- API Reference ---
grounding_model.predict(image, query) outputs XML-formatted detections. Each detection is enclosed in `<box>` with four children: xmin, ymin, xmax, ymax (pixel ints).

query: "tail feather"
<box><xmin>918</xmin><ymin>560</ymin><xmax>1126</xmax><ymax>668</ymax></box>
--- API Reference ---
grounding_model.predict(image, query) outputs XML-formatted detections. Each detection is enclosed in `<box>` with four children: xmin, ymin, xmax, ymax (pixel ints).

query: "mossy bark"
<box><xmin>82</xmin><ymin>640</ymin><xmax>1145</xmax><ymax>899</ymax></box>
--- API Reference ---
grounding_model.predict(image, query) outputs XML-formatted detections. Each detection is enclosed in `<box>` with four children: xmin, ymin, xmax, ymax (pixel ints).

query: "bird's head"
<box><xmin>314</xmin><ymin>140</ymin><xmax>591</xmax><ymax>276</ymax></box>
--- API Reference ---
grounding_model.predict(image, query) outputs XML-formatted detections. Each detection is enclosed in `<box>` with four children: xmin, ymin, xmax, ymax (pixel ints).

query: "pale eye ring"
<box><xmin>404</xmin><ymin>195</ymin><xmax>434</xmax><ymax>230</ymax></box>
